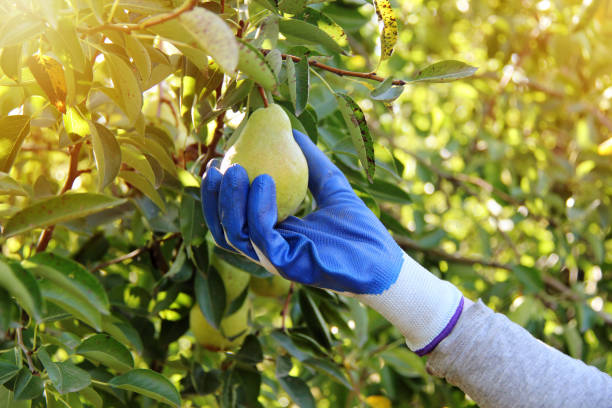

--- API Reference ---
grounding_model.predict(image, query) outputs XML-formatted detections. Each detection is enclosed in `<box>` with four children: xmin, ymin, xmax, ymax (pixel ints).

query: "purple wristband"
<box><xmin>415</xmin><ymin>297</ymin><xmax>464</xmax><ymax>356</ymax></box>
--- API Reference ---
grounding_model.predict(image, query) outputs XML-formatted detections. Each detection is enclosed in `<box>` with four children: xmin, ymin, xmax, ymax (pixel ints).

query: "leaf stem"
<box><xmin>309</xmin><ymin>67</ymin><xmax>335</xmax><ymax>94</ymax></box>
<box><xmin>258</xmin><ymin>85</ymin><xmax>269</xmax><ymax>108</ymax></box>
<box><xmin>281</xmin><ymin>282</ymin><xmax>294</xmax><ymax>331</ymax></box>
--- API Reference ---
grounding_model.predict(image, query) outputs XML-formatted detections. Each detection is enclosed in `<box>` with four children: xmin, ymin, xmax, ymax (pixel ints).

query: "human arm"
<box><xmin>201</xmin><ymin>130</ymin><xmax>612</xmax><ymax>406</ymax></box>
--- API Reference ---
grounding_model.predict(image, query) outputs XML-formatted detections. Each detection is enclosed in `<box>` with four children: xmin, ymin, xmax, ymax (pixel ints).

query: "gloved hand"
<box><xmin>201</xmin><ymin>130</ymin><xmax>464</xmax><ymax>355</ymax></box>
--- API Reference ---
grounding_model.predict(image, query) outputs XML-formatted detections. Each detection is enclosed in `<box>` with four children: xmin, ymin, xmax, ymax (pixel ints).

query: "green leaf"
<box><xmin>0</xmin><ymin>259</ymin><xmax>44</xmax><ymax>323</ymax></box>
<box><xmin>0</xmin><ymin>15</ymin><xmax>45</xmax><ymax>48</ymax></box>
<box><xmin>296</xmin><ymin>8</ymin><xmax>348</xmax><ymax>53</ymax></box>
<box><xmin>279</xmin><ymin>19</ymin><xmax>345</xmax><ymax>55</ymax></box>
<box><xmin>194</xmin><ymin>268</ymin><xmax>225</xmax><ymax>330</ymax></box>
<box><xmin>335</xmin><ymin>93</ymin><xmax>375</xmax><ymax>183</ymax></box>
<box><xmin>117</xmin><ymin>136</ymin><xmax>178</xmax><ymax>177</ymax></box>
<box><xmin>104</xmin><ymin>52</ymin><xmax>143</xmax><ymax>124</ymax></box>
<box><xmin>2</xmin><ymin>193</ymin><xmax>126</xmax><ymax>238</ymax></box>
<box><xmin>0</xmin><ymin>361</ymin><xmax>19</xmax><ymax>385</ymax></box>
<box><xmin>1</xmin><ymin>44</ymin><xmax>22</xmax><ymax>81</ymax></box>
<box><xmin>0</xmin><ymin>173</ymin><xmax>27</xmax><ymax>196</ymax></box>
<box><xmin>177</xmin><ymin>8</ymin><xmax>238</xmax><ymax>75</ymax></box>
<box><xmin>511</xmin><ymin>265</ymin><xmax>544</xmax><ymax>294</ymax></box>
<box><xmin>265</xmin><ymin>49</ymin><xmax>283</xmax><ymax>77</ymax></box>
<box><xmin>25</xmin><ymin>252</ymin><xmax>109</xmax><ymax>315</ymax></box>
<box><xmin>0</xmin><ymin>115</ymin><xmax>30</xmax><ymax>173</ymax></box>
<box><xmin>211</xmin><ymin>246</ymin><xmax>272</xmax><ymax>278</ymax></box>
<box><xmin>270</xmin><ymin>330</ymin><xmax>311</xmax><ymax>362</ymax></box>
<box><xmin>89</xmin><ymin>123</ymin><xmax>122</xmax><ymax>191</ymax></box>
<box><xmin>371</xmin><ymin>77</ymin><xmax>404</xmax><ymax>102</ymax></box>
<box><xmin>80</xmin><ymin>386</ymin><xmax>103</xmax><ymax>408</ymax></box>
<box><xmin>13</xmin><ymin>368</ymin><xmax>44</xmax><ymax>400</ymax></box>
<box><xmin>235</xmin><ymin>335</ymin><xmax>263</xmax><ymax>364</ymax></box>
<box><xmin>279</xmin><ymin>0</ymin><xmax>307</xmax><ymax>14</ymax></box>
<box><xmin>217</xmin><ymin>80</ymin><xmax>254</xmax><ymax>110</ymax></box>
<box><xmin>120</xmin><ymin>145</ymin><xmax>156</xmax><ymax>185</ymax></box>
<box><xmin>373</xmin><ymin>0</ymin><xmax>398</xmax><ymax>61</ymax></box>
<box><xmin>303</xmin><ymin>357</ymin><xmax>351</xmax><ymax>388</ymax></box>
<box><xmin>108</xmin><ymin>369</ymin><xmax>181</xmax><ymax>408</ymax></box>
<box><xmin>0</xmin><ymin>386</ymin><xmax>29</xmax><ymax>408</ymax></box>
<box><xmin>297</xmin><ymin>290</ymin><xmax>332</xmax><ymax>349</ymax></box>
<box><xmin>237</xmin><ymin>40</ymin><xmax>277</xmax><ymax>91</ymax></box>
<box><xmin>62</xmin><ymin>106</ymin><xmax>89</xmax><ymax>138</ymax></box>
<box><xmin>119</xmin><ymin>170</ymin><xmax>166</xmax><ymax>211</ymax></box>
<box><xmin>276</xmin><ymin>356</ymin><xmax>315</xmax><ymax>408</ymax></box>
<box><xmin>40</xmin><ymin>279</ymin><xmax>102</xmax><ymax>331</ymax></box>
<box><xmin>101</xmin><ymin>317</ymin><xmax>144</xmax><ymax>354</ymax></box>
<box><xmin>295</xmin><ymin>54</ymin><xmax>309</xmax><ymax>116</ymax></box>
<box><xmin>380</xmin><ymin>347</ymin><xmax>427</xmax><ymax>378</ymax></box>
<box><xmin>408</xmin><ymin>60</ymin><xmax>478</xmax><ymax>83</ymax></box>
<box><xmin>125</xmin><ymin>35</ymin><xmax>151</xmax><ymax>83</ymax></box>
<box><xmin>285</xmin><ymin>57</ymin><xmax>297</xmax><ymax>110</ymax></box>
<box><xmin>76</xmin><ymin>334</ymin><xmax>134</xmax><ymax>373</ymax></box>
<box><xmin>46</xmin><ymin>18</ymin><xmax>87</xmax><ymax>74</ymax></box>
<box><xmin>37</xmin><ymin>348</ymin><xmax>91</xmax><ymax>394</ymax></box>
<box><xmin>179</xmin><ymin>195</ymin><xmax>206</xmax><ymax>247</ymax></box>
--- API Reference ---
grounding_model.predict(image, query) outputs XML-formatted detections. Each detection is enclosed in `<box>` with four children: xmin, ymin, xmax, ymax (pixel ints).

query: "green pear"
<box><xmin>250</xmin><ymin>275</ymin><xmax>291</xmax><ymax>297</ymax></box>
<box><xmin>220</xmin><ymin>104</ymin><xmax>308</xmax><ymax>222</ymax></box>
<box><xmin>190</xmin><ymin>300</ymin><xmax>250</xmax><ymax>351</ymax></box>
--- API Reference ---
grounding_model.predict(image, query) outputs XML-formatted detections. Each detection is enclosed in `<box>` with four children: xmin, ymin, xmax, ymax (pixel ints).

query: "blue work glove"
<box><xmin>201</xmin><ymin>130</ymin><xmax>464</xmax><ymax>355</ymax></box>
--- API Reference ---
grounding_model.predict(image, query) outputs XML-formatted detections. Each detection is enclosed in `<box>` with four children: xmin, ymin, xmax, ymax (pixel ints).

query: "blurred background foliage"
<box><xmin>0</xmin><ymin>0</ymin><xmax>611</xmax><ymax>407</ymax></box>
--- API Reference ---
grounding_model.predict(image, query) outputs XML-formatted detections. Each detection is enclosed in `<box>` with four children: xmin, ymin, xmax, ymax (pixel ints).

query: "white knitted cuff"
<box><xmin>357</xmin><ymin>252</ymin><xmax>464</xmax><ymax>354</ymax></box>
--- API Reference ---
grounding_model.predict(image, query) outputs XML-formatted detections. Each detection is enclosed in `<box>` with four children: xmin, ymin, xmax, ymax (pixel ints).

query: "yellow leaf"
<box><xmin>374</xmin><ymin>0</ymin><xmax>398</xmax><ymax>62</ymax></box>
<box><xmin>366</xmin><ymin>395</ymin><xmax>391</xmax><ymax>408</ymax></box>
<box><xmin>598</xmin><ymin>137</ymin><xmax>612</xmax><ymax>155</ymax></box>
<box><xmin>26</xmin><ymin>55</ymin><xmax>67</xmax><ymax>113</ymax></box>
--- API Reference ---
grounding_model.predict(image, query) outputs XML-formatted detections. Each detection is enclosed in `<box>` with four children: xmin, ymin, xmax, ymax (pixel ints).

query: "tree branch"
<box><xmin>91</xmin><ymin>232</ymin><xmax>180</xmax><ymax>272</ymax></box>
<box><xmin>393</xmin><ymin>234</ymin><xmax>612</xmax><ymax>327</ymax></box>
<box><xmin>261</xmin><ymin>49</ymin><xmax>406</xmax><ymax>86</ymax></box>
<box><xmin>80</xmin><ymin>0</ymin><xmax>198</xmax><ymax>35</ymax></box>
<box><xmin>200</xmin><ymin>81</ymin><xmax>226</xmax><ymax>176</ymax></box>
<box><xmin>16</xmin><ymin>327</ymin><xmax>36</xmax><ymax>374</ymax></box>
<box><xmin>36</xmin><ymin>141</ymin><xmax>83</xmax><ymax>253</ymax></box>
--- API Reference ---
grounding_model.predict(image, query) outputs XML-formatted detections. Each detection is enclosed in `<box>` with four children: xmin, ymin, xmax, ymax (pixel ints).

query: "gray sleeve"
<box><xmin>426</xmin><ymin>300</ymin><xmax>612</xmax><ymax>408</ymax></box>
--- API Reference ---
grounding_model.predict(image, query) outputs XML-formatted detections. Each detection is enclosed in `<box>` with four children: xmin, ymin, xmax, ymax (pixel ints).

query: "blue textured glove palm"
<box><xmin>201</xmin><ymin>130</ymin><xmax>404</xmax><ymax>295</ymax></box>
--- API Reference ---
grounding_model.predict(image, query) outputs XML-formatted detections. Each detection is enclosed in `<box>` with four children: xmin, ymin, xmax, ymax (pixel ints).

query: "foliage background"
<box><xmin>0</xmin><ymin>0</ymin><xmax>611</xmax><ymax>407</ymax></box>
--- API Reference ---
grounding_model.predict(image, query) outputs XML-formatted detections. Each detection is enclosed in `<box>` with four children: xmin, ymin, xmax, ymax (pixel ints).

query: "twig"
<box><xmin>79</xmin><ymin>0</ymin><xmax>198</xmax><ymax>35</ymax></box>
<box><xmin>16</xmin><ymin>327</ymin><xmax>36</xmax><ymax>374</ymax></box>
<box><xmin>200</xmin><ymin>82</ymin><xmax>226</xmax><ymax>176</ymax></box>
<box><xmin>258</xmin><ymin>85</ymin><xmax>269</xmax><ymax>107</ymax></box>
<box><xmin>281</xmin><ymin>282</ymin><xmax>295</xmax><ymax>331</ymax></box>
<box><xmin>261</xmin><ymin>49</ymin><xmax>406</xmax><ymax>86</ymax></box>
<box><xmin>393</xmin><ymin>235</ymin><xmax>612</xmax><ymax>327</ymax></box>
<box><xmin>36</xmin><ymin>141</ymin><xmax>83</xmax><ymax>253</ymax></box>
<box><xmin>91</xmin><ymin>232</ymin><xmax>180</xmax><ymax>272</ymax></box>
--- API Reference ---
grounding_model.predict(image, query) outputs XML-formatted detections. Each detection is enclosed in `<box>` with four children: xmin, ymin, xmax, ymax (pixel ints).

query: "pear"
<box><xmin>250</xmin><ymin>275</ymin><xmax>291</xmax><ymax>297</ymax></box>
<box><xmin>190</xmin><ymin>300</ymin><xmax>250</xmax><ymax>351</ymax></box>
<box><xmin>220</xmin><ymin>104</ymin><xmax>308</xmax><ymax>222</ymax></box>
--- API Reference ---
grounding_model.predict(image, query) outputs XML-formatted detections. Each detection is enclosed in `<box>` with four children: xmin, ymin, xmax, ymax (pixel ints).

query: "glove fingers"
<box><xmin>247</xmin><ymin>175</ymin><xmax>294</xmax><ymax>277</ymax></box>
<box><xmin>218</xmin><ymin>164</ymin><xmax>258</xmax><ymax>260</ymax></box>
<box><xmin>201</xmin><ymin>159</ymin><xmax>233</xmax><ymax>251</ymax></box>
<box><xmin>292</xmin><ymin>130</ymin><xmax>355</xmax><ymax>208</ymax></box>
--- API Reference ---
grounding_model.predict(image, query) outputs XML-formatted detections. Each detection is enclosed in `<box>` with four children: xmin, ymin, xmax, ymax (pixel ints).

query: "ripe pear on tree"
<box><xmin>250</xmin><ymin>275</ymin><xmax>292</xmax><ymax>298</ymax></box>
<box><xmin>220</xmin><ymin>103</ymin><xmax>308</xmax><ymax>222</ymax></box>
<box><xmin>190</xmin><ymin>247</ymin><xmax>251</xmax><ymax>351</ymax></box>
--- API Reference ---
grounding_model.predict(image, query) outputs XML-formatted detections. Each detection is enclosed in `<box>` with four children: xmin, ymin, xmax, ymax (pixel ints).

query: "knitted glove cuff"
<box><xmin>357</xmin><ymin>252</ymin><xmax>464</xmax><ymax>355</ymax></box>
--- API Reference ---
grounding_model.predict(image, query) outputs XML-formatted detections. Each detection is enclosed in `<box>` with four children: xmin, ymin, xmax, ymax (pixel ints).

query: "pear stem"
<box><xmin>258</xmin><ymin>85</ymin><xmax>269</xmax><ymax>107</ymax></box>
